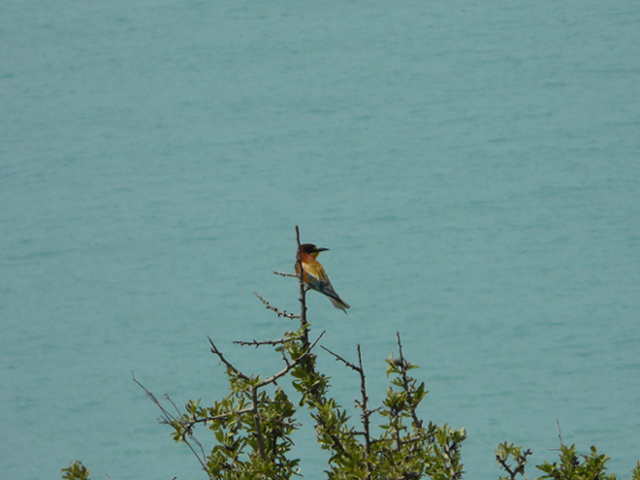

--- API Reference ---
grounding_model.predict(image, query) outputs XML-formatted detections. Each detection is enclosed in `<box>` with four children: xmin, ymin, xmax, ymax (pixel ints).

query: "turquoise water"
<box><xmin>2</xmin><ymin>1</ymin><xmax>639</xmax><ymax>479</ymax></box>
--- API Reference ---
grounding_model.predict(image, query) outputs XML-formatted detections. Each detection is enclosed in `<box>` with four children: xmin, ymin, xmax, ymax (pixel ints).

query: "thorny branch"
<box><xmin>208</xmin><ymin>338</ymin><xmax>250</xmax><ymax>381</ymax></box>
<box><xmin>209</xmin><ymin>331</ymin><xmax>325</xmax><ymax>390</ymax></box>
<box><xmin>273</xmin><ymin>271</ymin><xmax>298</xmax><ymax>278</ymax></box>
<box><xmin>233</xmin><ymin>337</ymin><xmax>292</xmax><ymax>347</ymax></box>
<box><xmin>254</xmin><ymin>291</ymin><xmax>300</xmax><ymax>319</ymax></box>
<box><xmin>295</xmin><ymin>225</ymin><xmax>309</xmax><ymax>349</ymax></box>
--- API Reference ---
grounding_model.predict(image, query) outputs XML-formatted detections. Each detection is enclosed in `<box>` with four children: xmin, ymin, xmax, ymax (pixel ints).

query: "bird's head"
<box><xmin>299</xmin><ymin>243</ymin><xmax>329</xmax><ymax>258</ymax></box>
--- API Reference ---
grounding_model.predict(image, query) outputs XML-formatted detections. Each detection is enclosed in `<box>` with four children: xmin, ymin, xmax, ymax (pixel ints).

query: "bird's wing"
<box><xmin>304</xmin><ymin>264</ymin><xmax>350</xmax><ymax>313</ymax></box>
<box><xmin>316</xmin><ymin>274</ymin><xmax>350</xmax><ymax>312</ymax></box>
<box><xmin>304</xmin><ymin>269</ymin><xmax>329</xmax><ymax>293</ymax></box>
<box><xmin>312</xmin><ymin>270</ymin><xmax>342</xmax><ymax>302</ymax></box>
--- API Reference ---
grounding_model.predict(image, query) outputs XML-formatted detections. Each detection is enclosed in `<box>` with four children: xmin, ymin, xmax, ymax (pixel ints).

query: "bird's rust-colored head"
<box><xmin>298</xmin><ymin>243</ymin><xmax>329</xmax><ymax>258</ymax></box>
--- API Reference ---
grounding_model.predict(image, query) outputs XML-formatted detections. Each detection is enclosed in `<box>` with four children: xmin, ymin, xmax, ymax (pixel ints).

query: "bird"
<box><xmin>295</xmin><ymin>243</ymin><xmax>350</xmax><ymax>314</ymax></box>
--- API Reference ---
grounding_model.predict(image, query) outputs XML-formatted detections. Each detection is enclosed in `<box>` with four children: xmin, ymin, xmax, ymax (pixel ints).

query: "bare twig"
<box><xmin>556</xmin><ymin>419</ymin><xmax>563</xmax><ymax>447</ymax></box>
<box><xmin>254</xmin><ymin>292</ymin><xmax>300</xmax><ymax>319</ymax></box>
<box><xmin>233</xmin><ymin>338</ymin><xmax>287</xmax><ymax>347</ymax></box>
<box><xmin>280</xmin><ymin>345</ymin><xmax>291</xmax><ymax>368</ymax></box>
<box><xmin>273</xmin><ymin>271</ymin><xmax>298</xmax><ymax>278</ymax></box>
<box><xmin>132</xmin><ymin>374</ymin><xmax>210</xmax><ymax>476</ymax></box>
<box><xmin>133</xmin><ymin>374</ymin><xmax>175</xmax><ymax>424</ymax></box>
<box><xmin>208</xmin><ymin>337</ymin><xmax>251</xmax><ymax>381</ymax></box>
<box><xmin>321</xmin><ymin>345</ymin><xmax>361</xmax><ymax>372</ymax></box>
<box><xmin>164</xmin><ymin>394</ymin><xmax>182</xmax><ymax>417</ymax></box>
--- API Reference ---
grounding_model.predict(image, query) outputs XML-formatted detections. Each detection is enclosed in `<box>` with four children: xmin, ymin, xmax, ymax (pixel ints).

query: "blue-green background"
<box><xmin>2</xmin><ymin>1</ymin><xmax>639</xmax><ymax>479</ymax></box>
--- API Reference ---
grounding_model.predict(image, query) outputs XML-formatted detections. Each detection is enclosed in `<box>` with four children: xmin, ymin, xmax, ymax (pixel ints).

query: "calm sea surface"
<box><xmin>2</xmin><ymin>1</ymin><xmax>639</xmax><ymax>479</ymax></box>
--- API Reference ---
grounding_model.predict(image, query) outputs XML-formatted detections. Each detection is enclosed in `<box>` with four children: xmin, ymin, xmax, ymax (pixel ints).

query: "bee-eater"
<box><xmin>296</xmin><ymin>243</ymin><xmax>350</xmax><ymax>314</ymax></box>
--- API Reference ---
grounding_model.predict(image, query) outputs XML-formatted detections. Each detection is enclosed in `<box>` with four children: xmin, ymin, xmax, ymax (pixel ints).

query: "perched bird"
<box><xmin>295</xmin><ymin>243</ymin><xmax>350</xmax><ymax>314</ymax></box>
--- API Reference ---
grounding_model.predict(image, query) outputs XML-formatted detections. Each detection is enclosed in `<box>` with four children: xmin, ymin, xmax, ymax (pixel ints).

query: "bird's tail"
<box><xmin>328</xmin><ymin>295</ymin><xmax>350</xmax><ymax>314</ymax></box>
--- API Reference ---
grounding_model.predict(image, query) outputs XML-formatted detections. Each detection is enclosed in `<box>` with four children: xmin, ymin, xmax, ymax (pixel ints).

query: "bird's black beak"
<box><xmin>314</xmin><ymin>247</ymin><xmax>329</xmax><ymax>253</ymax></box>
